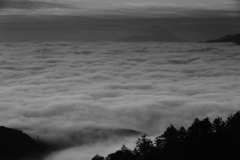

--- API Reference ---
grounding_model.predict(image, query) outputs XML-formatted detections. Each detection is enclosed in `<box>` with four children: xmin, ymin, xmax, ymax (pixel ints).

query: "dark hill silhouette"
<box><xmin>206</xmin><ymin>33</ymin><xmax>240</xmax><ymax>45</ymax></box>
<box><xmin>0</xmin><ymin>126</ymin><xmax>41</xmax><ymax>160</ymax></box>
<box><xmin>0</xmin><ymin>126</ymin><xmax>60</xmax><ymax>160</ymax></box>
<box><xmin>119</xmin><ymin>25</ymin><xmax>185</xmax><ymax>42</ymax></box>
<box><xmin>0</xmin><ymin>125</ymin><xmax>141</xmax><ymax>160</ymax></box>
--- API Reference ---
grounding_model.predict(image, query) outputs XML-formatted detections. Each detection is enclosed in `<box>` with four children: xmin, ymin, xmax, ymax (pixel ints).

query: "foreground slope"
<box><xmin>0</xmin><ymin>126</ymin><xmax>41</xmax><ymax>159</ymax></box>
<box><xmin>119</xmin><ymin>25</ymin><xmax>185</xmax><ymax>42</ymax></box>
<box><xmin>93</xmin><ymin>110</ymin><xmax>240</xmax><ymax>160</ymax></box>
<box><xmin>0</xmin><ymin>125</ymin><xmax>140</xmax><ymax>160</ymax></box>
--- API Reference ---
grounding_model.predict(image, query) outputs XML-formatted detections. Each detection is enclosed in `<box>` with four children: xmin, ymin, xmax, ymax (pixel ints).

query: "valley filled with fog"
<box><xmin>0</xmin><ymin>42</ymin><xmax>240</xmax><ymax>160</ymax></box>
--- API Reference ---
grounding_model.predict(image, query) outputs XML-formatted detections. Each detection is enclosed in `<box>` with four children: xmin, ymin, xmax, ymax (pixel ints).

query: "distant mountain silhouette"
<box><xmin>206</xmin><ymin>33</ymin><xmax>240</xmax><ymax>45</ymax></box>
<box><xmin>119</xmin><ymin>25</ymin><xmax>185</xmax><ymax>42</ymax></box>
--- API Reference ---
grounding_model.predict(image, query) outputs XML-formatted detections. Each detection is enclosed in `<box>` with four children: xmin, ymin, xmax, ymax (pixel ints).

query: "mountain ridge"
<box><xmin>206</xmin><ymin>33</ymin><xmax>240</xmax><ymax>45</ymax></box>
<box><xmin>119</xmin><ymin>25</ymin><xmax>185</xmax><ymax>42</ymax></box>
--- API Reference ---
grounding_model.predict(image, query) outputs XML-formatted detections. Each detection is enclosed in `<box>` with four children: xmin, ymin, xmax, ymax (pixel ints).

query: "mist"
<box><xmin>0</xmin><ymin>41</ymin><xmax>240</xmax><ymax>159</ymax></box>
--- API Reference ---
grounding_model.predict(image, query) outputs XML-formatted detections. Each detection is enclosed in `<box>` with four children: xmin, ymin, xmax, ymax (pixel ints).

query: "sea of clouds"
<box><xmin>0</xmin><ymin>41</ymin><xmax>240</xmax><ymax>159</ymax></box>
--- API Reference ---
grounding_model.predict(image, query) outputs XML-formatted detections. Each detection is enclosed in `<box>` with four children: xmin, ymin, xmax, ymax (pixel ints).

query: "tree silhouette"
<box><xmin>200</xmin><ymin>118</ymin><xmax>213</xmax><ymax>135</ymax></box>
<box><xmin>187</xmin><ymin>117</ymin><xmax>201</xmax><ymax>139</ymax></box>
<box><xmin>92</xmin><ymin>154</ymin><xmax>105</xmax><ymax>160</ymax></box>
<box><xmin>154</xmin><ymin>135</ymin><xmax>164</xmax><ymax>151</ymax></box>
<box><xmin>120</xmin><ymin>144</ymin><xmax>136</xmax><ymax>160</ymax></box>
<box><xmin>91</xmin><ymin>110</ymin><xmax>240</xmax><ymax>160</ymax></box>
<box><xmin>106</xmin><ymin>144</ymin><xmax>135</xmax><ymax>160</ymax></box>
<box><xmin>161</xmin><ymin>125</ymin><xmax>178</xmax><ymax>144</ymax></box>
<box><xmin>134</xmin><ymin>134</ymin><xmax>154</xmax><ymax>160</ymax></box>
<box><xmin>226</xmin><ymin>111</ymin><xmax>240</xmax><ymax>133</ymax></box>
<box><xmin>177</xmin><ymin>126</ymin><xmax>187</xmax><ymax>142</ymax></box>
<box><xmin>213</xmin><ymin>117</ymin><xmax>225</xmax><ymax>133</ymax></box>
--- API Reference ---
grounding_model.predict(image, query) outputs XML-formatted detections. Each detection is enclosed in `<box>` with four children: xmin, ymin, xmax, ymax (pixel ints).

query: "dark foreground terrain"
<box><xmin>0</xmin><ymin>126</ymin><xmax>140</xmax><ymax>160</ymax></box>
<box><xmin>93</xmin><ymin>110</ymin><xmax>240</xmax><ymax>160</ymax></box>
<box><xmin>2</xmin><ymin>110</ymin><xmax>240</xmax><ymax>160</ymax></box>
<box><xmin>0</xmin><ymin>126</ymin><xmax>52</xmax><ymax>160</ymax></box>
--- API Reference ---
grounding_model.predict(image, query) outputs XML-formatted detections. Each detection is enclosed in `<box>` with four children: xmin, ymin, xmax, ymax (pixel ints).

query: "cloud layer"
<box><xmin>0</xmin><ymin>41</ymin><xmax>240</xmax><ymax>159</ymax></box>
<box><xmin>0</xmin><ymin>0</ymin><xmax>239</xmax><ymax>17</ymax></box>
<box><xmin>0</xmin><ymin>0</ymin><xmax>69</xmax><ymax>9</ymax></box>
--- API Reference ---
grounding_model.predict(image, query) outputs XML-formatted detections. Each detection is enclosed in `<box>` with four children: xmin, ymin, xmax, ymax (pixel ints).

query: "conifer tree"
<box><xmin>134</xmin><ymin>134</ymin><xmax>154</xmax><ymax>160</ymax></box>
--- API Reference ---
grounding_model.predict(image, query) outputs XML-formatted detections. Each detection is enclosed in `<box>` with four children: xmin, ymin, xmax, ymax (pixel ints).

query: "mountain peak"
<box><xmin>119</xmin><ymin>25</ymin><xmax>185</xmax><ymax>42</ymax></box>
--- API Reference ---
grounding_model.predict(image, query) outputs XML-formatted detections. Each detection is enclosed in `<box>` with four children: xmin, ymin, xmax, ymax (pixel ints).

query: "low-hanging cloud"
<box><xmin>0</xmin><ymin>0</ymin><xmax>73</xmax><ymax>10</ymax></box>
<box><xmin>0</xmin><ymin>0</ymin><xmax>239</xmax><ymax>17</ymax></box>
<box><xmin>0</xmin><ymin>41</ymin><xmax>240</xmax><ymax>159</ymax></box>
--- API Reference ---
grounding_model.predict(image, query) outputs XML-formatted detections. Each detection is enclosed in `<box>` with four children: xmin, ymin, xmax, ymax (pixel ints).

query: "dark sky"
<box><xmin>0</xmin><ymin>0</ymin><xmax>239</xmax><ymax>41</ymax></box>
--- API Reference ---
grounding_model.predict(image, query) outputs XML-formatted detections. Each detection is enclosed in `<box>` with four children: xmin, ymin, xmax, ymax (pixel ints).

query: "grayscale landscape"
<box><xmin>0</xmin><ymin>0</ymin><xmax>240</xmax><ymax>160</ymax></box>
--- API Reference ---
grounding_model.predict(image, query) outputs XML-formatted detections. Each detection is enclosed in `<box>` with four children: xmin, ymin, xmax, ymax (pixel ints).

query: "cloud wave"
<box><xmin>0</xmin><ymin>41</ymin><xmax>240</xmax><ymax>159</ymax></box>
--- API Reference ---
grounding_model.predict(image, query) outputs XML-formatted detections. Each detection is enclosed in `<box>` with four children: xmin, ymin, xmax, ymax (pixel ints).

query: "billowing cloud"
<box><xmin>0</xmin><ymin>42</ymin><xmax>240</xmax><ymax>159</ymax></box>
